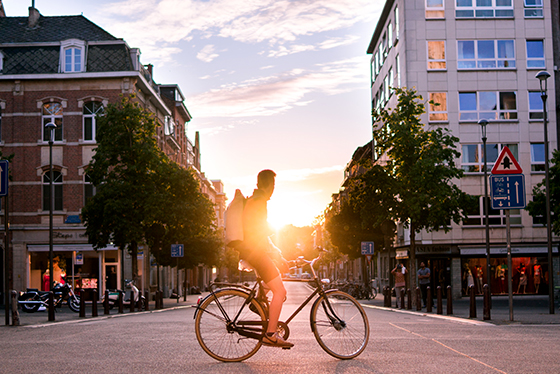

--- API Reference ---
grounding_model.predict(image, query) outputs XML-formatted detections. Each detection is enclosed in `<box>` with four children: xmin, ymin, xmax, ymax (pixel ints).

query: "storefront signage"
<box><xmin>460</xmin><ymin>246</ymin><xmax>558</xmax><ymax>255</ymax></box>
<box><xmin>396</xmin><ymin>250</ymin><xmax>409</xmax><ymax>259</ymax></box>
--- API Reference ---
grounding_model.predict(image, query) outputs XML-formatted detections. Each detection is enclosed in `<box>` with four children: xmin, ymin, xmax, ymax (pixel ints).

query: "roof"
<box><xmin>0</xmin><ymin>15</ymin><xmax>118</xmax><ymax>44</ymax></box>
<box><xmin>366</xmin><ymin>0</ymin><xmax>395</xmax><ymax>54</ymax></box>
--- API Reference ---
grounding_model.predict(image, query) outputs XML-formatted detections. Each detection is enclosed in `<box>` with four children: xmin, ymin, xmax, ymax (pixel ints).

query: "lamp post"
<box><xmin>45</xmin><ymin>122</ymin><xmax>56</xmax><ymax>320</ymax></box>
<box><xmin>479</xmin><ymin>119</ymin><xmax>491</xmax><ymax>300</ymax></box>
<box><xmin>536</xmin><ymin>70</ymin><xmax>554</xmax><ymax>315</ymax></box>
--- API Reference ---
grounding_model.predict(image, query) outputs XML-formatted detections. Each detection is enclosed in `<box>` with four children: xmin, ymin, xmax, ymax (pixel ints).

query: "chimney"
<box><xmin>0</xmin><ymin>0</ymin><xmax>6</xmax><ymax>17</ymax></box>
<box><xmin>28</xmin><ymin>6</ymin><xmax>40</xmax><ymax>28</ymax></box>
<box><xmin>145</xmin><ymin>64</ymin><xmax>153</xmax><ymax>78</ymax></box>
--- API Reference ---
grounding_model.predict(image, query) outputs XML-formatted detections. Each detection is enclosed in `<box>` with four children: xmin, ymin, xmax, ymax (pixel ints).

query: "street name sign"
<box><xmin>171</xmin><ymin>244</ymin><xmax>184</xmax><ymax>257</ymax></box>
<box><xmin>0</xmin><ymin>160</ymin><xmax>8</xmax><ymax>196</ymax></box>
<box><xmin>490</xmin><ymin>174</ymin><xmax>526</xmax><ymax>210</ymax></box>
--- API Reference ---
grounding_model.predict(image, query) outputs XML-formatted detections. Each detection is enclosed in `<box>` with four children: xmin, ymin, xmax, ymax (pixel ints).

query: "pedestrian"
<box><xmin>391</xmin><ymin>263</ymin><xmax>407</xmax><ymax>307</ymax></box>
<box><xmin>417</xmin><ymin>261</ymin><xmax>431</xmax><ymax>307</ymax></box>
<box><xmin>238</xmin><ymin>169</ymin><xmax>293</xmax><ymax>348</ymax></box>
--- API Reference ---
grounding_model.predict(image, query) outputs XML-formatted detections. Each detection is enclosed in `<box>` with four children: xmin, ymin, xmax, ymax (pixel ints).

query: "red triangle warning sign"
<box><xmin>491</xmin><ymin>146</ymin><xmax>523</xmax><ymax>174</ymax></box>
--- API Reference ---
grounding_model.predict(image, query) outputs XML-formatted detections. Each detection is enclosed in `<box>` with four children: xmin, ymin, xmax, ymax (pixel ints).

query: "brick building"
<box><xmin>0</xmin><ymin>5</ymin><xmax>225</xmax><ymax>300</ymax></box>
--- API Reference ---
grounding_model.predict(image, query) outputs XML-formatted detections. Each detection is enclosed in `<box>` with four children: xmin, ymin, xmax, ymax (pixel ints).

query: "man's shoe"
<box><xmin>262</xmin><ymin>332</ymin><xmax>294</xmax><ymax>349</ymax></box>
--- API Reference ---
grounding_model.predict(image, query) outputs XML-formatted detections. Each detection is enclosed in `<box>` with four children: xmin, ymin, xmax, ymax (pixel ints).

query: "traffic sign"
<box><xmin>0</xmin><ymin>160</ymin><xmax>8</xmax><ymax>196</ymax></box>
<box><xmin>491</xmin><ymin>146</ymin><xmax>522</xmax><ymax>174</ymax></box>
<box><xmin>490</xmin><ymin>174</ymin><xmax>526</xmax><ymax>209</ymax></box>
<box><xmin>171</xmin><ymin>244</ymin><xmax>184</xmax><ymax>257</ymax></box>
<box><xmin>361</xmin><ymin>241</ymin><xmax>374</xmax><ymax>255</ymax></box>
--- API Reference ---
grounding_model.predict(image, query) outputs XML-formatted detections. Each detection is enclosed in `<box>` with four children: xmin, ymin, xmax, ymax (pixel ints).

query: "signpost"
<box><xmin>171</xmin><ymin>244</ymin><xmax>184</xmax><ymax>303</ymax></box>
<box><xmin>489</xmin><ymin>147</ymin><xmax>525</xmax><ymax>321</ymax></box>
<box><xmin>0</xmin><ymin>160</ymin><xmax>8</xmax><ymax>325</ymax></box>
<box><xmin>361</xmin><ymin>242</ymin><xmax>374</xmax><ymax>290</ymax></box>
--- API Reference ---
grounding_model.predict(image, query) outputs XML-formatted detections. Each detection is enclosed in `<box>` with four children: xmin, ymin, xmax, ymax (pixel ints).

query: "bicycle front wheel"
<box><xmin>310</xmin><ymin>290</ymin><xmax>369</xmax><ymax>359</ymax></box>
<box><xmin>194</xmin><ymin>288</ymin><xmax>266</xmax><ymax>362</ymax></box>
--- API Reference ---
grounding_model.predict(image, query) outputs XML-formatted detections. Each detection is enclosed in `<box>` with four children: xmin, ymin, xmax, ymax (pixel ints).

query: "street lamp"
<box><xmin>479</xmin><ymin>119</ymin><xmax>491</xmax><ymax>298</ymax></box>
<box><xmin>45</xmin><ymin>122</ymin><xmax>56</xmax><ymax>321</ymax></box>
<box><xmin>536</xmin><ymin>70</ymin><xmax>554</xmax><ymax>314</ymax></box>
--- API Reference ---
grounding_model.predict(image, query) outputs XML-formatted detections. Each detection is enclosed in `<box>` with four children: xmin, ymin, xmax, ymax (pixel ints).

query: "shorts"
<box><xmin>240</xmin><ymin>247</ymin><xmax>280</xmax><ymax>284</ymax></box>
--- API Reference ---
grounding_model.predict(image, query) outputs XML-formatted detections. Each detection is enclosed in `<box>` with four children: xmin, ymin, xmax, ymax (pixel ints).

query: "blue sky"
<box><xmin>4</xmin><ymin>0</ymin><xmax>383</xmax><ymax>228</ymax></box>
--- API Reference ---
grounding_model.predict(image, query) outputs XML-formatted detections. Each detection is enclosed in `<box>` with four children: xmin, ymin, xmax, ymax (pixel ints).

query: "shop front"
<box><xmin>460</xmin><ymin>246</ymin><xmax>558</xmax><ymax>296</ymax></box>
<box><xmin>27</xmin><ymin>244</ymin><xmax>121</xmax><ymax>299</ymax></box>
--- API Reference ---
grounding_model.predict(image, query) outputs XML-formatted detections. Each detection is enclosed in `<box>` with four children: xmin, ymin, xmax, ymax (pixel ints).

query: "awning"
<box><xmin>27</xmin><ymin>244</ymin><xmax>119</xmax><ymax>252</ymax></box>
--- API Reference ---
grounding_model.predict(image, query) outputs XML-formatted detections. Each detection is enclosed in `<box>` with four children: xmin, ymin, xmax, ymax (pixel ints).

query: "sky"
<box><xmin>4</xmin><ymin>0</ymin><xmax>383</xmax><ymax>228</ymax></box>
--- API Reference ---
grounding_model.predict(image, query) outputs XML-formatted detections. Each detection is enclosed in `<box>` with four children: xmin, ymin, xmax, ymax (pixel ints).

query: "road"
<box><xmin>1</xmin><ymin>282</ymin><xmax>559</xmax><ymax>374</ymax></box>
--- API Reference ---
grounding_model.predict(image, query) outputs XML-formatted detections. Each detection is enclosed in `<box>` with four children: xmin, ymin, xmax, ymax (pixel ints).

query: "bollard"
<box><xmin>407</xmin><ymin>289</ymin><xmax>412</xmax><ymax>310</ymax></box>
<box><xmin>79</xmin><ymin>289</ymin><xmax>86</xmax><ymax>318</ymax></box>
<box><xmin>92</xmin><ymin>289</ymin><xmax>98</xmax><ymax>317</ymax></box>
<box><xmin>469</xmin><ymin>285</ymin><xmax>477</xmax><ymax>318</ymax></box>
<box><xmin>104</xmin><ymin>290</ymin><xmax>110</xmax><ymax>315</ymax></box>
<box><xmin>48</xmin><ymin>291</ymin><xmax>55</xmax><ymax>321</ymax></box>
<box><xmin>159</xmin><ymin>290</ymin><xmax>164</xmax><ymax>309</ymax></box>
<box><xmin>118</xmin><ymin>290</ymin><xmax>124</xmax><ymax>314</ymax></box>
<box><xmin>137</xmin><ymin>291</ymin><xmax>143</xmax><ymax>311</ymax></box>
<box><xmin>416</xmin><ymin>287</ymin><xmax>422</xmax><ymax>311</ymax></box>
<box><xmin>400</xmin><ymin>288</ymin><xmax>405</xmax><ymax>309</ymax></box>
<box><xmin>446</xmin><ymin>286</ymin><xmax>453</xmax><ymax>315</ymax></box>
<box><xmin>383</xmin><ymin>287</ymin><xmax>388</xmax><ymax>307</ymax></box>
<box><xmin>155</xmin><ymin>290</ymin><xmax>160</xmax><ymax>309</ymax></box>
<box><xmin>144</xmin><ymin>293</ymin><xmax>150</xmax><ymax>311</ymax></box>
<box><xmin>426</xmin><ymin>287</ymin><xmax>432</xmax><ymax>313</ymax></box>
<box><xmin>385</xmin><ymin>286</ymin><xmax>391</xmax><ymax>308</ymax></box>
<box><xmin>130</xmin><ymin>291</ymin><xmax>135</xmax><ymax>313</ymax></box>
<box><xmin>10</xmin><ymin>290</ymin><xmax>20</xmax><ymax>326</ymax></box>
<box><xmin>483</xmin><ymin>284</ymin><xmax>491</xmax><ymax>320</ymax></box>
<box><xmin>436</xmin><ymin>286</ymin><xmax>443</xmax><ymax>315</ymax></box>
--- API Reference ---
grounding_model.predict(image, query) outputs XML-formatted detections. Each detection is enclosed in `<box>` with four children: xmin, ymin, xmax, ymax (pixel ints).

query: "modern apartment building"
<box><xmin>367</xmin><ymin>0</ymin><xmax>558</xmax><ymax>298</ymax></box>
<box><xmin>0</xmin><ymin>6</ymin><xmax>225</xmax><ymax>301</ymax></box>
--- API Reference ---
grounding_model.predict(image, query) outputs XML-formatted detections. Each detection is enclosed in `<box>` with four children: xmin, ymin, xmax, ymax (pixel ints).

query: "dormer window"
<box><xmin>0</xmin><ymin>50</ymin><xmax>4</xmax><ymax>72</ymax></box>
<box><xmin>60</xmin><ymin>39</ymin><xmax>85</xmax><ymax>73</ymax></box>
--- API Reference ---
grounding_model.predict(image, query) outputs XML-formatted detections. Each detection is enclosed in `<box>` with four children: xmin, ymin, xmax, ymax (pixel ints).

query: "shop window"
<box><xmin>455</xmin><ymin>0</ymin><xmax>513</xmax><ymax>18</ymax></box>
<box><xmin>429</xmin><ymin>92</ymin><xmax>448</xmax><ymax>122</ymax></box>
<box><xmin>462</xmin><ymin>143</ymin><xmax>517</xmax><ymax>173</ymax></box>
<box><xmin>524</xmin><ymin>0</ymin><xmax>543</xmax><ymax>18</ymax></box>
<box><xmin>426</xmin><ymin>0</ymin><xmax>445</xmax><ymax>18</ymax></box>
<box><xmin>526</xmin><ymin>40</ymin><xmax>545</xmax><ymax>69</ymax></box>
<box><xmin>43</xmin><ymin>170</ymin><xmax>63</xmax><ymax>211</ymax></box>
<box><xmin>83</xmin><ymin>101</ymin><xmax>104</xmax><ymax>142</ymax></box>
<box><xmin>42</xmin><ymin>103</ymin><xmax>63</xmax><ymax>142</ymax></box>
<box><xmin>531</xmin><ymin>143</ymin><xmax>545</xmax><ymax>172</ymax></box>
<box><xmin>528</xmin><ymin>92</ymin><xmax>544</xmax><ymax>120</ymax></box>
<box><xmin>427</xmin><ymin>41</ymin><xmax>446</xmax><ymax>70</ymax></box>
<box><xmin>457</xmin><ymin>40</ymin><xmax>515</xmax><ymax>69</ymax></box>
<box><xmin>459</xmin><ymin>91</ymin><xmax>517</xmax><ymax>122</ymax></box>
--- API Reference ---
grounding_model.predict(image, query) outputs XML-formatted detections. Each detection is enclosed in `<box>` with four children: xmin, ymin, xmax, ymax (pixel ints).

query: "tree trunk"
<box><xmin>409</xmin><ymin>221</ymin><xmax>418</xmax><ymax>307</ymax></box>
<box><xmin>130</xmin><ymin>240</ymin><xmax>138</xmax><ymax>284</ymax></box>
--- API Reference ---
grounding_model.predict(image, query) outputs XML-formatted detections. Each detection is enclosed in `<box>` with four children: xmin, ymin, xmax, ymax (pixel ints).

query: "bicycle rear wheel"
<box><xmin>310</xmin><ymin>290</ymin><xmax>369</xmax><ymax>359</ymax></box>
<box><xmin>194</xmin><ymin>288</ymin><xmax>266</xmax><ymax>362</ymax></box>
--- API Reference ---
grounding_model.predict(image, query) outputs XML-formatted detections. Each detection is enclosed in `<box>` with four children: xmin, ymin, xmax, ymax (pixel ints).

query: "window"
<box><xmin>164</xmin><ymin>116</ymin><xmax>175</xmax><ymax>136</ymax></box>
<box><xmin>83</xmin><ymin>101</ymin><xmax>104</xmax><ymax>142</ymax></box>
<box><xmin>42</xmin><ymin>103</ymin><xmax>63</xmax><ymax>141</ymax></box>
<box><xmin>459</xmin><ymin>91</ymin><xmax>517</xmax><ymax>121</ymax></box>
<box><xmin>458</xmin><ymin>40</ymin><xmax>515</xmax><ymax>69</ymax></box>
<box><xmin>428</xmin><ymin>41</ymin><xmax>446</xmax><ymax>70</ymax></box>
<box><xmin>60</xmin><ymin>39</ymin><xmax>85</xmax><ymax>73</ymax></box>
<box><xmin>0</xmin><ymin>105</ymin><xmax>2</xmax><ymax>142</ymax></box>
<box><xmin>429</xmin><ymin>93</ymin><xmax>448</xmax><ymax>122</ymax></box>
<box><xmin>426</xmin><ymin>0</ymin><xmax>445</xmax><ymax>18</ymax></box>
<box><xmin>526</xmin><ymin>40</ymin><xmax>545</xmax><ymax>69</ymax></box>
<box><xmin>524</xmin><ymin>0</ymin><xmax>543</xmax><ymax>18</ymax></box>
<box><xmin>388</xmin><ymin>67</ymin><xmax>394</xmax><ymax>90</ymax></box>
<box><xmin>387</xmin><ymin>22</ymin><xmax>393</xmax><ymax>50</ymax></box>
<box><xmin>43</xmin><ymin>170</ymin><xmax>63</xmax><ymax>211</ymax></box>
<box><xmin>531</xmin><ymin>143</ymin><xmax>545</xmax><ymax>172</ymax></box>
<box><xmin>0</xmin><ymin>50</ymin><xmax>3</xmax><ymax>71</ymax></box>
<box><xmin>528</xmin><ymin>92</ymin><xmax>544</xmax><ymax>120</ymax></box>
<box><xmin>394</xmin><ymin>6</ymin><xmax>400</xmax><ymax>41</ymax></box>
<box><xmin>463</xmin><ymin>196</ymin><xmax>520</xmax><ymax>226</ymax></box>
<box><xmin>456</xmin><ymin>0</ymin><xmax>513</xmax><ymax>18</ymax></box>
<box><xmin>84</xmin><ymin>174</ymin><xmax>96</xmax><ymax>203</ymax></box>
<box><xmin>462</xmin><ymin>143</ymin><xmax>518</xmax><ymax>172</ymax></box>
<box><xmin>395</xmin><ymin>54</ymin><xmax>401</xmax><ymax>87</ymax></box>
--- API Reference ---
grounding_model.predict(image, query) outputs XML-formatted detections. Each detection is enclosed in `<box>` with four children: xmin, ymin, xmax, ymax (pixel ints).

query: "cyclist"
<box><xmin>239</xmin><ymin>169</ymin><xmax>293</xmax><ymax>349</ymax></box>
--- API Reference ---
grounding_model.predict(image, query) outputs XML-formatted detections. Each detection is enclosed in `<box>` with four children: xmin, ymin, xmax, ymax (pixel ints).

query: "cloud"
<box><xmin>197</xmin><ymin>44</ymin><xmax>219</xmax><ymax>62</ymax></box>
<box><xmin>188</xmin><ymin>56</ymin><xmax>370</xmax><ymax>118</ymax></box>
<box><xmin>267</xmin><ymin>35</ymin><xmax>361</xmax><ymax>57</ymax></box>
<box><xmin>97</xmin><ymin>0</ymin><xmax>382</xmax><ymax>63</ymax></box>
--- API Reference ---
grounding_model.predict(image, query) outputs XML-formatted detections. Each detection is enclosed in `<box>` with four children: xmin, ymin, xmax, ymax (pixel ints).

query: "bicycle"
<box><xmin>193</xmin><ymin>250</ymin><xmax>370</xmax><ymax>362</ymax></box>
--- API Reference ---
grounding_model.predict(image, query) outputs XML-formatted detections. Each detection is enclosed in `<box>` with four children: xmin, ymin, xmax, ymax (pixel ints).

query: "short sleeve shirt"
<box><xmin>418</xmin><ymin>267</ymin><xmax>430</xmax><ymax>285</ymax></box>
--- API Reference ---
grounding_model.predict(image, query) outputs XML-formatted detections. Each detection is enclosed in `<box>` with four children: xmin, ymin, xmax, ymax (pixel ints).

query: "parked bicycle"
<box><xmin>193</xmin><ymin>249</ymin><xmax>370</xmax><ymax>362</ymax></box>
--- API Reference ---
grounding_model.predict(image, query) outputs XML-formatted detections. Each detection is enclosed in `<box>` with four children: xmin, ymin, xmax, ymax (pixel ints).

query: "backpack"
<box><xmin>225</xmin><ymin>189</ymin><xmax>246</xmax><ymax>249</ymax></box>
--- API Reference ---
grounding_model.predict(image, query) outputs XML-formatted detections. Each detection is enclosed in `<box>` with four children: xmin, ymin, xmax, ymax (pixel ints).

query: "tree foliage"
<box><xmin>81</xmin><ymin>95</ymin><xmax>221</xmax><ymax>280</ymax></box>
<box><xmin>526</xmin><ymin>149</ymin><xmax>560</xmax><ymax>235</ymax></box>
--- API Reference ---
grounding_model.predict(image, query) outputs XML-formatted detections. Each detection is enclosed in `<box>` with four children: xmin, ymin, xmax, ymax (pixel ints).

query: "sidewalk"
<box><xmin>360</xmin><ymin>293</ymin><xmax>560</xmax><ymax>325</ymax></box>
<box><xmin>2</xmin><ymin>290</ymin><xmax>559</xmax><ymax>327</ymax></box>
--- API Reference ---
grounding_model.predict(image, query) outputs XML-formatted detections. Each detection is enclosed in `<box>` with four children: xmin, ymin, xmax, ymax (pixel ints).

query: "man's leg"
<box><xmin>265</xmin><ymin>275</ymin><xmax>286</xmax><ymax>333</ymax></box>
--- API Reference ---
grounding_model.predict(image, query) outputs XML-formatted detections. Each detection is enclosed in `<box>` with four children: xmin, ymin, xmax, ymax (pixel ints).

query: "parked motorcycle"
<box><xmin>102</xmin><ymin>279</ymin><xmax>144</xmax><ymax>309</ymax></box>
<box><xmin>18</xmin><ymin>281</ymin><xmax>81</xmax><ymax>313</ymax></box>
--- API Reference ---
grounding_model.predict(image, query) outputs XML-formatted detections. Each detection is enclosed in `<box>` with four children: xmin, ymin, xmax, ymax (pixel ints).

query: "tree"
<box><xmin>527</xmin><ymin>149</ymin><xmax>560</xmax><ymax>235</ymax></box>
<box><xmin>369</xmin><ymin>87</ymin><xmax>471</xmax><ymax>294</ymax></box>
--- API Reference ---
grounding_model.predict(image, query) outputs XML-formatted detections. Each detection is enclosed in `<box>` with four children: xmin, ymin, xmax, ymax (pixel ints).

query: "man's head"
<box><xmin>420</xmin><ymin>262</ymin><xmax>425</xmax><ymax>268</ymax></box>
<box><xmin>257</xmin><ymin>169</ymin><xmax>276</xmax><ymax>198</ymax></box>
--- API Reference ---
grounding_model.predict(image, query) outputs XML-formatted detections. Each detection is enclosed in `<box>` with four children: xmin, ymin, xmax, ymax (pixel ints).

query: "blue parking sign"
<box><xmin>0</xmin><ymin>160</ymin><xmax>8</xmax><ymax>196</ymax></box>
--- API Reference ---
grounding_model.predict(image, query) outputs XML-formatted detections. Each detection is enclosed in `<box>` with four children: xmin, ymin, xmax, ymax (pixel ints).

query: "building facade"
<box><xmin>367</xmin><ymin>0</ymin><xmax>558</xmax><ymax>298</ymax></box>
<box><xmin>0</xmin><ymin>6</ymin><xmax>225</xmax><ymax>301</ymax></box>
